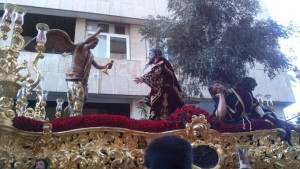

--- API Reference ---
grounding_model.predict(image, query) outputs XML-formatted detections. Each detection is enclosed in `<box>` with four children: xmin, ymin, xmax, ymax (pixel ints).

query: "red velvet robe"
<box><xmin>142</xmin><ymin>58</ymin><xmax>184</xmax><ymax>120</ymax></box>
<box><xmin>213</xmin><ymin>88</ymin><xmax>261</xmax><ymax>123</ymax></box>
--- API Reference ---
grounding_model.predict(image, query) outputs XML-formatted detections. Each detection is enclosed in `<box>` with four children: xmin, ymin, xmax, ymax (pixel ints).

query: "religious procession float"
<box><xmin>0</xmin><ymin>3</ymin><xmax>299</xmax><ymax>169</ymax></box>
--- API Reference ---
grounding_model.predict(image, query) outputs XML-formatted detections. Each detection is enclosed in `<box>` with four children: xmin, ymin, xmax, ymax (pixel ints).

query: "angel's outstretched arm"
<box><xmin>83</xmin><ymin>26</ymin><xmax>104</xmax><ymax>45</ymax></box>
<box><xmin>92</xmin><ymin>60</ymin><xmax>106</xmax><ymax>69</ymax></box>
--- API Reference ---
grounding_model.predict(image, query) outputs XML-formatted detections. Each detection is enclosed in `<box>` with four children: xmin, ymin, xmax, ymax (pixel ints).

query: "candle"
<box><xmin>14</xmin><ymin>7</ymin><xmax>26</xmax><ymax>25</ymax></box>
<box><xmin>17</xmin><ymin>88</ymin><xmax>23</xmax><ymax>99</ymax></box>
<box><xmin>36</xmin><ymin>30</ymin><xmax>46</xmax><ymax>44</ymax></box>
<box><xmin>41</xmin><ymin>90</ymin><xmax>48</xmax><ymax>102</ymax></box>
<box><xmin>36</xmin><ymin>23</ymin><xmax>50</xmax><ymax>44</ymax></box>
<box><xmin>1</xmin><ymin>3</ymin><xmax>16</xmax><ymax>24</ymax></box>
<box><xmin>4</xmin><ymin>11</ymin><xmax>12</xmax><ymax>23</ymax></box>
<box><xmin>14</xmin><ymin>15</ymin><xmax>23</xmax><ymax>25</ymax></box>
<box><xmin>269</xmin><ymin>98</ymin><xmax>273</xmax><ymax>106</ymax></box>
<box><xmin>56</xmin><ymin>98</ymin><xmax>64</xmax><ymax>113</ymax></box>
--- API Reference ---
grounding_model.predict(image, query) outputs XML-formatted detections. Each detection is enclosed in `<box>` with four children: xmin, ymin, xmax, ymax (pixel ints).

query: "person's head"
<box><xmin>34</xmin><ymin>159</ymin><xmax>49</xmax><ymax>169</ymax></box>
<box><xmin>145</xmin><ymin>135</ymin><xmax>193</xmax><ymax>169</ymax></box>
<box><xmin>147</xmin><ymin>48</ymin><xmax>163</xmax><ymax>65</ymax></box>
<box><xmin>208</xmin><ymin>80</ymin><xmax>227</xmax><ymax>98</ymax></box>
<box><xmin>236</xmin><ymin>77</ymin><xmax>257</xmax><ymax>91</ymax></box>
<box><xmin>87</xmin><ymin>38</ymin><xmax>99</xmax><ymax>49</ymax></box>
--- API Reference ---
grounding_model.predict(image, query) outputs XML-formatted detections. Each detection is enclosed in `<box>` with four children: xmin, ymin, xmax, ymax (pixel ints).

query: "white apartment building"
<box><xmin>0</xmin><ymin>0</ymin><xmax>295</xmax><ymax>120</ymax></box>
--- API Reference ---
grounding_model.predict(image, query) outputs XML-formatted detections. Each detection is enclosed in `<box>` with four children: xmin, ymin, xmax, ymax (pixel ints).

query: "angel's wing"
<box><xmin>24</xmin><ymin>29</ymin><xmax>76</xmax><ymax>54</ymax></box>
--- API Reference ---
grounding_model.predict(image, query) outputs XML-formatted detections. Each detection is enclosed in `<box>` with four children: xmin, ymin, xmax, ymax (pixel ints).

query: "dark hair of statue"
<box><xmin>236</xmin><ymin>77</ymin><xmax>257</xmax><ymax>92</ymax></box>
<box><xmin>144</xmin><ymin>48</ymin><xmax>163</xmax><ymax>70</ymax></box>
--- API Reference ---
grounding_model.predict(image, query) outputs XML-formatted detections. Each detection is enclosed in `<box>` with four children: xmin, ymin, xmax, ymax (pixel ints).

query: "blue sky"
<box><xmin>265</xmin><ymin>0</ymin><xmax>300</xmax><ymax>121</ymax></box>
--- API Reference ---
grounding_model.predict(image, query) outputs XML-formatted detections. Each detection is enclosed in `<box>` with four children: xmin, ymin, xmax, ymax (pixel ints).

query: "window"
<box><xmin>98</xmin><ymin>24</ymin><xmax>109</xmax><ymax>33</ymax></box>
<box><xmin>110</xmin><ymin>37</ymin><xmax>127</xmax><ymax>60</ymax></box>
<box><xmin>87</xmin><ymin>22</ymin><xmax>130</xmax><ymax>60</ymax></box>
<box><xmin>115</xmin><ymin>25</ymin><xmax>125</xmax><ymax>34</ymax></box>
<box><xmin>91</xmin><ymin>35</ymin><xmax>107</xmax><ymax>58</ymax></box>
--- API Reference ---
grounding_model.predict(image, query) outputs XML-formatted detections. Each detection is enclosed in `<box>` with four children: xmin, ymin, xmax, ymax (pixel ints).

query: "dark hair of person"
<box><xmin>33</xmin><ymin>158</ymin><xmax>49</xmax><ymax>169</ymax></box>
<box><xmin>145</xmin><ymin>134</ymin><xmax>193</xmax><ymax>169</ymax></box>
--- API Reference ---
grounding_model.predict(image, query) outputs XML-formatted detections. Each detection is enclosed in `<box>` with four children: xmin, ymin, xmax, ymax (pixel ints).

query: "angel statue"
<box><xmin>25</xmin><ymin>26</ymin><xmax>113</xmax><ymax>116</ymax></box>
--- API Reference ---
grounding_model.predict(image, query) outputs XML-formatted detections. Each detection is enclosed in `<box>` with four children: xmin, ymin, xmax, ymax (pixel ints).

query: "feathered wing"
<box><xmin>24</xmin><ymin>29</ymin><xmax>76</xmax><ymax>54</ymax></box>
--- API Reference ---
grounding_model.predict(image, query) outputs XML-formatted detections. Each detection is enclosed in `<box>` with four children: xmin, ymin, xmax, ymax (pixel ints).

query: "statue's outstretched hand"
<box><xmin>134</xmin><ymin>77</ymin><xmax>143</xmax><ymax>84</ymax></box>
<box><xmin>97</xmin><ymin>25</ymin><xmax>104</xmax><ymax>34</ymax></box>
<box><xmin>106</xmin><ymin>63</ymin><xmax>113</xmax><ymax>69</ymax></box>
<box><xmin>83</xmin><ymin>25</ymin><xmax>105</xmax><ymax>45</ymax></box>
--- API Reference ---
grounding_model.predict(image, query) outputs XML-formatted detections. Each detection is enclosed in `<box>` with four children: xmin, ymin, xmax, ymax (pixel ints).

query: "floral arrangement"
<box><xmin>13</xmin><ymin>105</ymin><xmax>284</xmax><ymax>133</ymax></box>
<box><xmin>164</xmin><ymin>105</ymin><xmax>210</xmax><ymax>128</ymax></box>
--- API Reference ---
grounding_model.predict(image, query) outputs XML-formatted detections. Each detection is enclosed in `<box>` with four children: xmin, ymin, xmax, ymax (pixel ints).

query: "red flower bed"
<box><xmin>165</xmin><ymin>105</ymin><xmax>211</xmax><ymax>128</ymax></box>
<box><xmin>50</xmin><ymin>114</ymin><xmax>174</xmax><ymax>132</ymax></box>
<box><xmin>210</xmin><ymin>117</ymin><xmax>275</xmax><ymax>132</ymax></box>
<box><xmin>13</xmin><ymin>105</ymin><xmax>283</xmax><ymax>133</ymax></box>
<box><xmin>13</xmin><ymin>116</ymin><xmax>44</xmax><ymax>132</ymax></box>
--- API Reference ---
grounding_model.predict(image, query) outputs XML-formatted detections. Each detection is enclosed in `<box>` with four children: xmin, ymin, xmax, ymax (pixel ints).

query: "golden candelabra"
<box><xmin>0</xmin><ymin>3</ymin><xmax>49</xmax><ymax>122</ymax></box>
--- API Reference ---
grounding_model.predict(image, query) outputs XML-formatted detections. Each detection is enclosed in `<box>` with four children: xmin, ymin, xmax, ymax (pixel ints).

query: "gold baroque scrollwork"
<box><xmin>12</xmin><ymin>25</ymin><xmax>25</xmax><ymax>51</ymax></box>
<box><xmin>0</xmin><ymin>20</ymin><xmax>47</xmax><ymax>121</ymax></box>
<box><xmin>0</xmin><ymin>81</ymin><xmax>21</xmax><ymax>121</ymax></box>
<box><xmin>0</xmin><ymin>115</ymin><xmax>299</xmax><ymax>168</ymax></box>
<box><xmin>186</xmin><ymin>115</ymin><xmax>211</xmax><ymax>143</ymax></box>
<box><xmin>0</xmin><ymin>127</ymin><xmax>40</xmax><ymax>168</ymax></box>
<box><xmin>0</xmin><ymin>22</ymin><xmax>11</xmax><ymax>40</ymax></box>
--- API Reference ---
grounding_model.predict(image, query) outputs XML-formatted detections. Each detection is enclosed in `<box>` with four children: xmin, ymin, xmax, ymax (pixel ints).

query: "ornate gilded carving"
<box><xmin>0</xmin><ymin>81</ymin><xmax>21</xmax><ymax>121</ymax></box>
<box><xmin>186</xmin><ymin>115</ymin><xmax>211</xmax><ymax>143</ymax></box>
<box><xmin>0</xmin><ymin>126</ymin><xmax>41</xmax><ymax>169</ymax></box>
<box><xmin>0</xmin><ymin>116</ymin><xmax>299</xmax><ymax>169</ymax></box>
<box><xmin>0</xmin><ymin>3</ymin><xmax>49</xmax><ymax>122</ymax></box>
<box><xmin>185</xmin><ymin>115</ymin><xmax>300</xmax><ymax>169</ymax></box>
<box><xmin>31</xmin><ymin>126</ymin><xmax>149</xmax><ymax>168</ymax></box>
<box><xmin>0</xmin><ymin>21</ymin><xmax>11</xmax><ymax>40</ymax></box>
<box><xmin>12</xmin><ymin>24</ymin><xmax>25</xmax><ymax>51</ymax></box>
<box><xmin>0</xmin><ymin>4</ymin><xmax>48</xmax><ymax>121</ymax></box>
<box><xmin>66</xmin><ymin>81</ymin><xmax>85</xmax><ymax>116</ymax></box>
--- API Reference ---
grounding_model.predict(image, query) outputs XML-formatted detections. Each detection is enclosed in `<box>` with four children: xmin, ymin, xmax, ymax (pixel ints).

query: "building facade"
<box><xmin>0</xmin><ymin>0</ymin><xmax>295</xmax><ymax>120</ymax></box>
